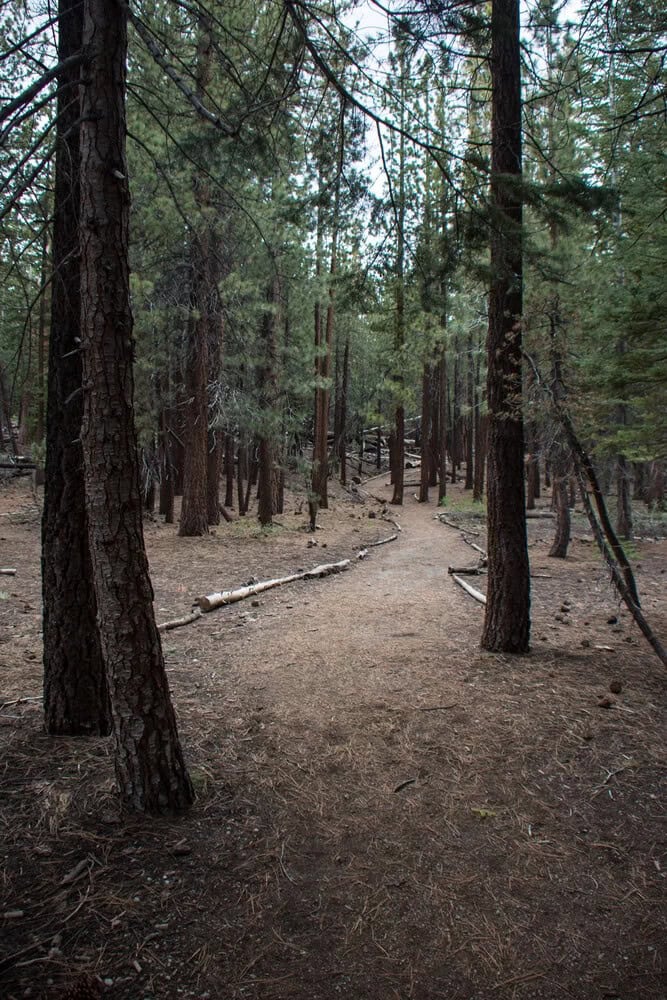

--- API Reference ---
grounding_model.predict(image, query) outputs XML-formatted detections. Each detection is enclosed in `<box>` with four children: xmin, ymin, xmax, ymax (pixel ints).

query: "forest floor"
<box><xmin>1</xmin><ymin>471</ymin><xmax>666</xmax><ymax>1000</ymax></box>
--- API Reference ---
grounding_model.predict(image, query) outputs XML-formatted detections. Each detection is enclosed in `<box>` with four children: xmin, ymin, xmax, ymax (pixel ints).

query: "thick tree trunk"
<box><xmin>42</xmin><ymin>0</ymin><xmax>110</xmax><ymax>737</ymax></box>
<box><xmin>481</xmin><ymin>0</ymin><xmax>531</xmax><ymax>654</ymax></box>
<box><xmin>79</xmin><ymin>0</ymin><xmax>193</xmax><ymax>812</ymax></box>
<box><xmin>180</xmin><ymin>18</ymin><xmax>221</xmax><ymax>537</ymax></box>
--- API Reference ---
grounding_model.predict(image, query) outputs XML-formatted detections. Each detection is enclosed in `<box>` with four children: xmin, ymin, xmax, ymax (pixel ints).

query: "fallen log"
<box><xmin>0</xmin><ymin>568</ymin><xmax>16</xmax><ymax>575</ymax></box>
<box><xmin>159</xmin><ymin>535</ymin><xmax>399</xmax><ymax>631</ymax></box>
<box><xmin>451</xmin><ymin>573</ymin><xmax>486</xmax><ymax>605</ymax></box>
<box><xmin>526</xmin><ymin>510</ymin><xmax>555</xmax><ymax>519</ymax></box>
<box><xmin>447</xmin><ymin>566</ymin><xmax>486</xmax><ymax>576</ymax></box>
<box><xmin>197</xmin><ymin>558</ymin><xmax>353</xmax><ymax>612</ymax></box>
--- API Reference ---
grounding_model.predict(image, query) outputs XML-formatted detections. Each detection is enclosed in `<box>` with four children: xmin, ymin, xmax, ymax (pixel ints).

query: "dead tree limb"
<box><xmin>197</xmin><ymin>559</ymin><xmax>352</xmax><ymax>612</ymax></box>
<box><xmin>451</xmin><ymin>574</ymin><xmax>486</xmax><ymax>605</ymax></box>
<box><xmin>368</xmin><ymin>533</ymin><xmax>398</xmax><ymax>547</ymax></box>
<box><xmin>157</xmin><ymin>609</ymin><xmax>202</xmax><ymax>632</ymax></box>
<box><xmin>576</xmin><ymin>470</ymin><xmax>667</xmax><ymax>668</ymax></box>
<box><xmin>523</xmin><ymin>350</ymin><xmax>640</xmax><ymax>606</ymax></box>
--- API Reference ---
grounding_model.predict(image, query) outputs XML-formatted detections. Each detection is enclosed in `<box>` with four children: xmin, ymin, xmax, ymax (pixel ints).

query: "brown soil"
<box><xmin>1</xmin><ymin>474</ymin><xmax>665</xmax><ymax>1000</ymax></box>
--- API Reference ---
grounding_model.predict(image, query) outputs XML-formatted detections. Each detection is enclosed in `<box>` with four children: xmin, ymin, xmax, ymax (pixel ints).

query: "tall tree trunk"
<box><xmin>481</xmin><ymin>0</ymin><xmax>531</xmax><ymax>654</ymax></box>
<box><xmin>258</xmin><ymin>270</ymin><xmax>281</xmax><ymax>527</ymax></box>
<box><xmin>437</xmin><ymin>350</ymin><xmax>448</xmax><ymax>502</ymax></box>
<box><xmin>419</xmin><ymin>363</ymin><xmax>432</xmax><ymax>502</ymax></box>
<box><xmin>464</xmin><ymin>331</ymin><xmax>474</xmax><ymax>489</ymax></box>
<box><xmin>338</xmin><ymin>335</ymin><xmax>349</xmax><ymax>486</ymax></box>
<box><xmin>79</xmin><ymin>0</ymin><xmax>193</xmax><ymax>812</ymax></box>
<box><xmin>42</xmin><ymin>0</ymin><xmax>110</xmax><ymax>737</ymax></box>
<box><xmin>207</xmin><ymin>430</ymin><xmax>222</xmax><ymax>525</ymax></box>
<box><xmin>549</xmin><ymin>474</ymin><xmax>571</xmax><ymax>558</ymax></box>
<box><xmin>180</xmin><ymin>18</ymin><xmax>221</xmax><ymax>537</ymax></box>
<box><xmin>224</xmin><ymin>432</ymin><xmax>235</xmax><ymax>508</ymax></box>
<box><xmin>0</xmin><ymin>364</ymin><xmax>18</xmax><ymax>456</ymax></box>
<box><xmin>36</xmin><ymin>197</ymin><xmax>51</xmax><ymax>444</ymax></box>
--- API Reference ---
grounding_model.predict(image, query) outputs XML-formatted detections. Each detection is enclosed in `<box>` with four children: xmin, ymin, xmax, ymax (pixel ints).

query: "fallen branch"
<box><xmin>157</xmin><ymin>609</ymin><xmax>202</xmax><ymax>632</ymax></box>
<box><xmin>462</xmin><ymin>537</ymin><xmax>487</xmax><ymax>559</ymax></box>
<box><xmin>526</xmin><ymin>510</ymin><xmax>555</xmax><ymax>519</ymax></box>
<box><xmin>437</xmin><ymin>513</ymin><xmax>481</xmax><ymax>537</ymax></box>
<box><xmin>0</xmin><ymin>695</ymin><xmax>40</xmax><ymax>711</ymax></box>
<box><xmin>196</xmin><ymin>559</ymin><xmax>353</xmax><ymax>612</ymax></box>
<box><xmin>367</xmin><ymin>533</ymin><xmax>398</xmax><ymax>547</ymax></box>
<box><xmin>451</xmin><ymin>573</ymin><xmax>486</xmax><ymax>605</ymax></box>
<box><xmin>447</xmin><ymin>565</ymin><xmax>486</xmax><ymax>576</ymax></box>
<box><xmin>0</xmin><ymin>568</ymin><xmax>16</xmax><ymax>575</ymax></box>
<box><xmin>381</xmin><ymin>516</ymin><xmax>402</xmax><ymax>532</ymax></box>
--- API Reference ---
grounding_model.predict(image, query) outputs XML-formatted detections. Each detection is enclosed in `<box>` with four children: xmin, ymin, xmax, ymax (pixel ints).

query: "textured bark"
<box><xmin>180</xmin><ymin>18</ymin><xmax>221</xmax><ymax>537</ymax></box>
<box><xmin>79</xmin><ymin>0</ymin><xmax>193</xmax><ymax>812</ymax></box>
<box><xmin>481</xmin><ymin>0</ymin><xmax>531</xmax><ymax>654</ymax></box>
<box><xmin>42</xmin><ymin>0</ymin><xmax>110</xmax><ymax>736</ymax></box>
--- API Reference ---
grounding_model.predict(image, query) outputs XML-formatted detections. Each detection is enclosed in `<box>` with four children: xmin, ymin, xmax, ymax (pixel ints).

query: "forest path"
<box><xmin>2</xmin><ymin>476</ymin><xmax>665</xmax><ymax>999</ymax></box>
<box><xmin>209</xmin><ymin>481</ymin><xmax>483</xmax><ymax>729</ymax></box>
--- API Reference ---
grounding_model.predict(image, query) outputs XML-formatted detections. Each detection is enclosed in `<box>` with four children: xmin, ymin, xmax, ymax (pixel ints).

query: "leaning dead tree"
<box><xmin>525</xmin><ymin>353</ymin><xmax>666</xmax><ymax>669</ymax></box>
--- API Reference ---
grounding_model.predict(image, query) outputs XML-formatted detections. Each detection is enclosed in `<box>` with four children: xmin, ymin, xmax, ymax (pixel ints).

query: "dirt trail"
<box><xmin>1</xmin><ymin>476</ymin><xmax>665</xmax><ymax>1000</ymax></box>
<box><xmin>216</xmin><ymin>485</ymin><xmax>481</xmax><ymax>725</ymax></box>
